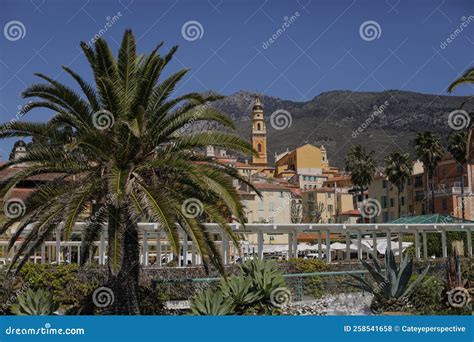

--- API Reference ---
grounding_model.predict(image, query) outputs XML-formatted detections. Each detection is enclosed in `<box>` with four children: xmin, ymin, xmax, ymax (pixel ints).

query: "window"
<box><xmin>308</xmin><ymin>193</ymin><xmax>314</xmax><ymax>201</ymax></box>
<box><xmin>382</xmin><ymin>180</ymin><xmax>388</xmax><ymax>188</ymax></box>
<box><xmin>414</xmin><ymin>176</ymin><xmax>423</xmax><ymax>188</ymax></box>
<box><xmin>327</xmin><ymin>204</ymin><xmax>334</xmax><ymax>213</ymax></box>
<box><xmin>280</xmin><ymin>191</ymin><xmax>284</xmax><ymax>198</ymax></box>
<box><xmin>401</xmin><ymin>196</ymin><xmax>405</xmax><ymax>206</ymax></box>
<box><xmin>269</xmin><ymin>202</ymin><xmax>274</xmax><ymax>211</ymax></box>
<box><xmin>390</xmin><ymin>198</ymin><xmax>394</xmax><ymax>208</ymax></box>
<box><xmin>258</xmin><ymin>201</ymin><xmax>264</xmax><ymax>211</ymax></box>
<box><xmin>327</xmin><ymin>192</ymin><xmax>332</xmax><ymax>199</ymax></box>
<box><xmin>415</xmin><ymin>191</ymin><xmax>425</xmax><ymax>201</ymax></box>
<box><xmin>257</xmin><ymin>144</ymin><xmax>262</xmax><ymax>153</ymax></box>
<box><xmin>257</xmin><ymin>123</ymin><xmax>261</xmax><ymax>130</ymax></box>
<box><xmin>442</xmin><ymin>198</ymin><xmax>448</xmax><ymax>210</ymax></box>
<box><xmin>381</xmin><ymin>196</ymin><xmax>387</xmax><ymax>209</ymax></box>
<box><xmin>383</xmin><ymin>212</ymin><xmax>389</xmax><ymax>222</ymax></box>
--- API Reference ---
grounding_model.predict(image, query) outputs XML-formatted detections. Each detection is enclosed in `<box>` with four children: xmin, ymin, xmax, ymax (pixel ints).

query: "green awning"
<box><xmin>389</xmin><ymin>214</ymin><xmax>474</xmax><ymax>224</ymax></box>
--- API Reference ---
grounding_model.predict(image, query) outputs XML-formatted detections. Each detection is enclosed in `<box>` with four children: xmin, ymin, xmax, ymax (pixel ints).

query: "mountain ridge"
<box><xmin>209</xmin><ymin>90</ymin><xmax>474</xmax><ymax>168</ymax></box>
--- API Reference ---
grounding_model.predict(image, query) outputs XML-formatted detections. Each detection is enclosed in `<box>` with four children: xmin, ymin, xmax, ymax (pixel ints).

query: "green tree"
<box><xmin>345</xmin><ymin>145</ymin><xmax>377</xmax><ymax>204</ymax></box>
<box><xmin>0</xmin><ymin>30</ymin><xmax>256</xmax><ymax>314</ymax></box>
<box><xmin>384</xmin><ymin>152</ymin><xmax>412</xmax><ymax>219</ymax></box>
<box><xmin>414</xmin><ymin>132</ymin><xmax>444</xmax><ymax>214</ymax></box>
<box><xmin>447</xmin><ymin>131</ymin><xmax>468</xmax><ymax>221</ymax></box>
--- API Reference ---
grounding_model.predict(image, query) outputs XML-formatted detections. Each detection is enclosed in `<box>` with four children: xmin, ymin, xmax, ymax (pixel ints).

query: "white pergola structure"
<box><xmin>1</xmin><ymin>223</ymin><xmax>472</xmax><ymax>266</ymax></box>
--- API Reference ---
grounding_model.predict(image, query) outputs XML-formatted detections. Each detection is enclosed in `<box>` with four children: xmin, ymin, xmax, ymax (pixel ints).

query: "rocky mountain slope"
<box><xmin>210</xmin><ymin>90</ymin><xmax>474</xmax><ymax>168</ymax></box>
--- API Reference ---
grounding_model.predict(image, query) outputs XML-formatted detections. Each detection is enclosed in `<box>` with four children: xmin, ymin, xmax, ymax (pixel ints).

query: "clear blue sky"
<box><xmin>1</xmin><ymin>0</ymin><xmax>473</xmax><ymax>158</ymax></box>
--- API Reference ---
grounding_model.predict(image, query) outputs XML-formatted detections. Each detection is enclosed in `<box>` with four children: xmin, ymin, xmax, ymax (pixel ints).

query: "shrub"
<box><xmin>17</xmin><ymin>263</ymin><xmax>98</xmax><ymax>307</ymax></box>
<box><xmin>286</xmin><ymin>258</ymin><xmax>329</xmax><ymax>273</ymax></box>
<box><xmin>407</xmin><ymin>275</ymin><xmax>443</xmax><ymax>314</ymax></box>
<box><xmin>138</xmin><ymin>284</ymin><xmax>168</xmax><ymax>315</ymax></box>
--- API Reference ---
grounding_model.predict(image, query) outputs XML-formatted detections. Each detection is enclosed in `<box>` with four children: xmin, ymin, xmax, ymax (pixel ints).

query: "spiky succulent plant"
<box><xmin>10</xmin><ymin>289</ymin><xmax>58</xmax><ymax>316</ymax></box>
<box><xmin>347</xmin><ymin>248</ymin><xmax>430</xmax><ymax>311</ymax></box>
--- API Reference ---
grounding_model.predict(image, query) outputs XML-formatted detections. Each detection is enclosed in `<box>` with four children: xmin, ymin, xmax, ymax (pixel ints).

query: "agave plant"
<box><xmin>10</xmin><ymin>289</ymin><xmax>58</xmax><ymax>316</ymax></box>
<box><xmin>240</xmin><ymin>258</ymin><xmax>286</xmax><ymax>302</ymax></box>
<box><xmin>191</xmin><ymin>259</ymin><xmax>289</xmax><ymax>315</ymax></box>
<box><xmin>190</xmin><ymin>288</ymin><xmax>234</xmax><ymax>315</ymax></box>
<box><xmin>347</xmin><ymin>248</ymin><xmax>430</xmax><ymax>312</ymax></box>
<box><xmin>220</xmin><ymin>275</ymin><xmax>263</xmax><ymax>312</ymax></box>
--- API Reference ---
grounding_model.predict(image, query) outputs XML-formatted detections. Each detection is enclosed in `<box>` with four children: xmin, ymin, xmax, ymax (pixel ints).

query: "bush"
<box><xmin>286</xmin><ymin>258</ymin><xmax>329</xmax><ymax>273</ymax></box>
<box><xmin>407</xmin><ymin>275</ymin><xmax>443</xmax><ymax>314</ymax></box>
<box><xmin>138</xmin><ymin>285</ymin><xmax>168</xmax><ymax>315</ymax></box>
<box><xmin>17</xmin><ymin>263</ymin><xmax>99</xmax><ymax>307</ymax></box>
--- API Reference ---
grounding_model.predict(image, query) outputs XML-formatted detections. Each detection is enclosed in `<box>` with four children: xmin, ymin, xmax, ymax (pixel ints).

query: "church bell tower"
<box><xmin>251</xmin><ymin>96</ymin><xmax>267</xmax><ymax>166</ymax></box>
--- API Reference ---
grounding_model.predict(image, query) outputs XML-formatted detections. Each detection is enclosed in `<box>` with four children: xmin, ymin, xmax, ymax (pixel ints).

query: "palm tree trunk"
<box><xmin>397</xmin><ymin>185</ymin><xmax>401</xmax><ymax>219</ymax></box>
<box><xmin>461</xmin><ymin>163</ymin><xmax>466</xmax><ymax>221</ymax></box>
<box><xmin>107</xmin><ymin>218</ymin><xmax>140</xmax><ymax>315</ymax></box>
<box><xmin>429</xmin><ymin>169</ymin><xmax>435</xmax><ymax>214</ymax></box>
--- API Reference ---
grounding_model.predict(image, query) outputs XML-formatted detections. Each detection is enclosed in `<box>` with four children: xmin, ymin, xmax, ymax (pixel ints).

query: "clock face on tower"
<box><xmin>251</xmin><ymin>96</ymin><xmax>267</xmax><ymax>166</ymax></box>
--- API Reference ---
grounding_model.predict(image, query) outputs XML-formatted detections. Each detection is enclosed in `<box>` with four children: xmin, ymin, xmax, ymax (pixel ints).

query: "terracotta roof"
<box><xmin>234</xmin><ymin>162</ymin><xmax>259</xmax><ymax>169</ymax></box>
<box><xmin>252</xmin><ymin>183</ymin><xmax>291</xmax><ymax>191</ymax></box>
<box><xmin>303</xmin><ymin>187</ymin><xmax>335</xmax><ymax>193</ymax></box>
<box><xmin>6</xmin><ymin>188</ymin><xmax>36</xmax><ymax>201</ymax></box>
<box><xmin>341</xmin><ymin>209</ymin><xmax>361</xmax><ymax>216</ymax></box>
<box><xmin>0</xmin><ymin>166</ymin><xmax>66</xmax><ymax>182</ymax></box>
<box><xmin>325</xmin><ymin>175</ymin><xmax>351</xmax><ymax>182</ymax></box>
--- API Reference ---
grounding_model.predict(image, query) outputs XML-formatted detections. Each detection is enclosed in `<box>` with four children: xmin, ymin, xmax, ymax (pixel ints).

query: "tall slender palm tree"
<box><xmin>344</xmin><ymin>144</ymin><xmax>377</xmax><ymax>205</ymax></box>
<box><xmin>447</xmin><ymin>131</ymin><xmax>468</xmax><ymax>221</ymax></box>
<box><xmin>384</xmin><ymin>152</ymin><xmax>412</xmax><ymax>218</ymax></box>
<box><xmin>414</xmin><ymin>132</ymin><xmax>444</xmax><ymax>215</ymax></box>
<box><xmin>0</xmin><ymin>30</ymin><xmax>257</xmax><ymax>314</ymax></box>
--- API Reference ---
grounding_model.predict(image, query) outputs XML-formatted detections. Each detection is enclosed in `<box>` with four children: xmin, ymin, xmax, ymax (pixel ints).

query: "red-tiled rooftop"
<box><xmin>341</xmin><ymin>209</ymin><xmax>361</xmax><ymax>216</ymax></box>
<box><xmin>252</xmin><ymin>182</ymin><xmax>291</xmax><ymax>191</ymax></box>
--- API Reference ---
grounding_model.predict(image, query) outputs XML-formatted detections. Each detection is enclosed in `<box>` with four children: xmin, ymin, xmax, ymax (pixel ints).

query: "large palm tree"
<box><xmin>414</xmin><ymin>132</ymin><xmax>444</xmax><ymax>214</ymax></box>
<box><xmin>0</xmin><ymin>30</ymin><xmax>257</xmax><ymax>314</ymax></box>
<box><xmin>447</xmin><ymin>131</ymin><xmax>468</xmax><ymax>221</ymax></box>
<box><xmin>384</xmin><ymin>152</ymin><xmax>412</xmax><ymax>218</ymax></box>
<box><xmin>344</xmin><ymin>145</ymin><xmax>377</xmax><ymax>206</ymax></box>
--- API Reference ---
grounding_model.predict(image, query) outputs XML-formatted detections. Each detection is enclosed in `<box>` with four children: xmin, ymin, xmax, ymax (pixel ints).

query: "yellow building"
<box><xmin>301</xmin><ymin>187</ymin><xmax>355</xmax><ymax>223</ymax></box>
<box><xmin>367</xmin><ymin>161</ymin><xmax>424</xmax><ymax>222</ymax></box>
<box><xmin>274</xmin><ymin>144</ymin><xmax>329</xmax><ymax>189</ymax></box>
<box><xmin>251</xmin><ymin>96</ymin><xmax>267</xmax><ymax>166</ymax></box>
